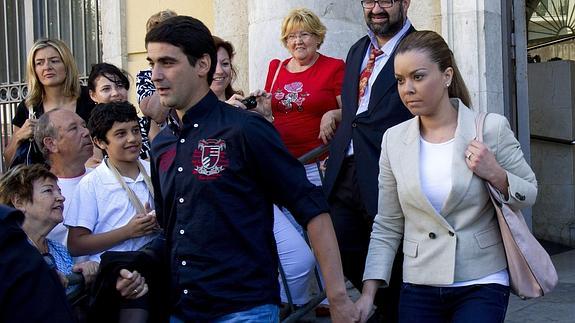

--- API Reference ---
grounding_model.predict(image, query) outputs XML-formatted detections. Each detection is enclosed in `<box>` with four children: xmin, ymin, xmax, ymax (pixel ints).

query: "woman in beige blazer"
<box><xmin>355</xmin><ymin>31</ymin><xmax>537</xmax><ymax>323</ymax></box>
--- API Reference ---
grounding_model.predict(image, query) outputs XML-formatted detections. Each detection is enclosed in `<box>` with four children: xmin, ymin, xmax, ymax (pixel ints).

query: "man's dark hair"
<box><xmin>145</xmin><ymin>15</ymin><xmax>216</xmax><ymax>84</ymax></box>
<box><xmin>88</xmin><ymin>101</ymin><xmax>139</xmax><ymax>144</ymax></box>
<box><xmin>88</xmin><ymin>63</ymin><xmax>130</xmax><ymax>92</ymax></box>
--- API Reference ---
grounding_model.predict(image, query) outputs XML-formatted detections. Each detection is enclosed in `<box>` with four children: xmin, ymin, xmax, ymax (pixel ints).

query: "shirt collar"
<box><xmin>181</xmin><ymin>90</ymin><xmax>219</xmax><ymax>125</ymax></box>
<box><xmin>366</xmin><ymin>18</ymin><xmax>412</xmax><ymax>54</ymax></box>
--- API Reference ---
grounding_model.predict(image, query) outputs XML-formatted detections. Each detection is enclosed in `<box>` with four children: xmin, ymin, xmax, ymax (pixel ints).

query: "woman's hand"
<box><xmin>16</xmin><ymin>118</ymin><xmax>37</xmax><ymax>143</ymax></box>
<box><xmin>249</xmin><ymin>89</ymin><xmax>274</xmax><ymax>122</ymax></box>
<box><xmin>355</xmin><ymin>294</ymin><xmax>374</xmax><ymax>323</ymax></box>
<box><xmin>116</xmin><ymin>269</ymin><xmax>148</xmax><ymax>299</ymax></box>
<box><xmin>465</xmin><ymin>140</ymin><xmax>509</xmax><ymax>197</ymax></box>
<box><xmin>318</xmin><ymin>109</ymin><xmax>341</xmax><ymax>144</ymax></box>
<box><xmin>226</xmin><ymin>93</ymin><xmax>248</xmax><ymax>110</ymax></box>
<box><xmin>73</xmin><ymin>261</ymin><xmax>99</xmax><ymax>285</ymax></box>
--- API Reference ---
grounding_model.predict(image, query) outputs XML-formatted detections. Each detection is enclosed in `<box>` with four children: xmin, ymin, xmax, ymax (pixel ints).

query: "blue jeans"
<box><xmin>399</xmin><ymin>283</ymin><xmax>510</xmax><ymax>323</ymax></box>
<box><xmin>170</xmin><ymin>304</ymin><xmax>279</xmax><ymax>323</ymax></box>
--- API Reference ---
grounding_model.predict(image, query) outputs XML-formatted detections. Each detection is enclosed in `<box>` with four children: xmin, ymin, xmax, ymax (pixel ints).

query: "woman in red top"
<box><xmin>264</xmin><ymin>8</ymin><xmax>345</xmax><ymax>161</ymax></box>
<box><xmin>255</xmin><ymin>8</ymin><xmax>345</xmax><ymax>314</ymax></box>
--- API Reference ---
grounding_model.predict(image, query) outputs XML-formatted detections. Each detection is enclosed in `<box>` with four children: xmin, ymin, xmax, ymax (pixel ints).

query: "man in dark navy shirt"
<box><xmin>145</xmin><ymin>16</ymin><xmax>358</xmax><ymax>322</ymax></box>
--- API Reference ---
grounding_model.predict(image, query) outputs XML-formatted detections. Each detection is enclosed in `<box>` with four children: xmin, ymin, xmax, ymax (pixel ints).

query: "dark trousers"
<box><xmin>399</xmin><ymin>283</ymin><xmax>510</xmax><ymax>323</ymax></box>
<box><xmin>329</xmin><ymin>156</ymin><xmax>403</xmax><ymax>322</ymax></box>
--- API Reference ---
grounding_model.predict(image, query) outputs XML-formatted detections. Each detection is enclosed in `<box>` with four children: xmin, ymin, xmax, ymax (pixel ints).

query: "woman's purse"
<box><xmin>475</xmin><ymin>112</ymin><xmax>558</xmax><ymax>299</ymax></box>
<box><xmin>9</xmin><ymin>108</ymin><xmax>45</xmax><ymax>169</ymax></box>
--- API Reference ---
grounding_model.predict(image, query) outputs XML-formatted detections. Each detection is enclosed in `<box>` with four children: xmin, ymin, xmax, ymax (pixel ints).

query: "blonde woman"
<box><xmin>5</xmin><ymin>39</ymin><xmax>94</xmax><ymax>165</ymax></box>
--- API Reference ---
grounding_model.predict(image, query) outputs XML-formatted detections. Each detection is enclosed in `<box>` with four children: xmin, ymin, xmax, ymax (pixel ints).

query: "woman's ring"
<box><xmin>466</xmin><ymin>153</ymin><xmax>472</xmax><ymax>160</ymax></box>
<box><xmin>133</xmin><ymin>289</ymin><xmax>139</xmax><ymax>294</ymax></box>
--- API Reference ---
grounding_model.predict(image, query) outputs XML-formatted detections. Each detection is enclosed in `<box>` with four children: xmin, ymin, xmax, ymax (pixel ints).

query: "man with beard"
<box><xmin>322</xmin><ymin>0</ymin><xmax>413</xmax><ymax>321</ymax></box>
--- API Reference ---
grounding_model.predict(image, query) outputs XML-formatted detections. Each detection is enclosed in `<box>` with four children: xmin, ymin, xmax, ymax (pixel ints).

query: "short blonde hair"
<box><xmin>25</xmin><ymin>39</ymin><xmax>80</xmax><ymax>108</ymax></box>
<box><xmin>280</xmin><ymin>8</ymin><xmax>327</xmax><ymax>49</ymax></box>
<box><xmin>146</xmin><ymin>9</ymin><xmax>178</xmax><ymax>32</ymax></box>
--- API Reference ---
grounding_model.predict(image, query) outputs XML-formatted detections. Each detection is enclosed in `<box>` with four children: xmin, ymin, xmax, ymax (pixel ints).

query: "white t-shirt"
<box><xmin>419</xmin><ymin>137</ymin><xmax>454</xmax><ymax>213</ymax></box>
<box><xmin>64</xmin><ymin>160</ymin><xmax>155</xmax><ymax>262</ymax></box>
<box><xmin>47</xmin><ymin>169</ymin><xmax>92</xmax><ymax>246</ymax></box>
<box><xmin>419</xmin><ymin>136</ymin><xmax>509</xmax><ymax>287</ymax></box>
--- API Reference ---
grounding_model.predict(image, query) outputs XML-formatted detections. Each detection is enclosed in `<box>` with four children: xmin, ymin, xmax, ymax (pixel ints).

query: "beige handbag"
<box><xmin>475</xmin><ymin>112</ymin><xmax>558</xmax><ymax>299</ymax></box>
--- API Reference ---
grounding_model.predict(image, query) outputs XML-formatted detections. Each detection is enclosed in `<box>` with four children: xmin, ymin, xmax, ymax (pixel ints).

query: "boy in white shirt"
<box><xmin>65</xmin><ymin>102</ymin><xmax>158</xmax><ymax>262</ymax></box>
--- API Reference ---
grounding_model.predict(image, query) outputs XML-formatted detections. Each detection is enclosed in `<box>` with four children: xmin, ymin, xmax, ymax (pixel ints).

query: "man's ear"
<box><xmin>197</xmin><ymin>53</ymin><xmax>211</xmax><ymax>77</ymax></box>
<box><xmin>43</xmin><ymin>137</ymin><xmax>58</xmax><ymax>154</ymax></box>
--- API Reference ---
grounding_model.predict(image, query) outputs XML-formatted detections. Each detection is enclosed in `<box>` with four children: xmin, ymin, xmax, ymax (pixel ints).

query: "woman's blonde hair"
<box><xmin>25</xmin><ymin>39</ymin><xmax>80</xmax><ymax>108</ymax></box>
<box><xmin>146</xmin><ymin>9</ymin><xmax>178</xmax><ymax>32</ymax></box>
<box><xmin>280</xmin><ymin>8</ymin><xmax>327</xmax><ymax>49</ymax></box>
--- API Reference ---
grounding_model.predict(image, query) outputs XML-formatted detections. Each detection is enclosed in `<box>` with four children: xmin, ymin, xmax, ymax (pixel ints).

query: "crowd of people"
<box><xmin>0</xmin><ymin>1</ymin><xmax>538</xmax><ymax>323</ymax></box>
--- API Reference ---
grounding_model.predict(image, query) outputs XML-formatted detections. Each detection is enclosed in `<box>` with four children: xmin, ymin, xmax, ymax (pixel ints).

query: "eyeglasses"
<box><xmin>287</xmin><ymin>32</ymin><xmax>313</xmax><ymax>42</ymax></box>
<box><xmin>361</xmin><ymin>0</ymin><xmax>395</xmax><ymax>9</ymax></box>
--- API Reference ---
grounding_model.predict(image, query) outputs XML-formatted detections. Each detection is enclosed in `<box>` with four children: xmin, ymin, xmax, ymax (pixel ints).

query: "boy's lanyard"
<box><xmin>105</xmin><ymin>158</ymin><xmax>154</xmax><ymax>214</ymax></box>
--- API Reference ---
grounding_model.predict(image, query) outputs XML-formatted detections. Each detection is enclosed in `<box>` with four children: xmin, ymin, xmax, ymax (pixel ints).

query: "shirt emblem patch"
<box><xmin>192</xmin><ymin>139</ymin><xmax>228</xmax><ymax>180</ymax></box>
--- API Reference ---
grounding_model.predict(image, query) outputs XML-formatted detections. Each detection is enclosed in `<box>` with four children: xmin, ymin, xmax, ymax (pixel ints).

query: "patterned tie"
<box><xmin>358</xmin><ymin>45</ymin><xmax>384</xmax><ymax>101</ymax></box>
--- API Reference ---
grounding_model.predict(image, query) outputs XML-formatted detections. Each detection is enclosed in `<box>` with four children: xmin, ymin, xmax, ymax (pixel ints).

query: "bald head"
<box><xmin>35</xmin><ymin>109</ymin><xmax>93</xmax><ymax>167</ymax></box>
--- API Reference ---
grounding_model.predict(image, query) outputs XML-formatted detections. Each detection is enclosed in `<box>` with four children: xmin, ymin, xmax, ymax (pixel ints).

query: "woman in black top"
<box><xmin>5</xmin><ymin>39</ymin><xmax>94</xmax><ymax>165</ymax></box>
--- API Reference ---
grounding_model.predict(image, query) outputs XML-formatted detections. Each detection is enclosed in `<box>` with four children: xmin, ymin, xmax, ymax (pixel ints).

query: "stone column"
<box><xmin>100</xmin><ymin>0</ymin><xmax>127</xmax><ymax>68</ymax></box>
<box><xmin>213</xmin><ymin>1</ymin><xmax>250</xmax><ymax>94</ymax></box>
<box><xmin>439</xmin><ymin>0</ymin><xmax>504</xmax><ymax>114</ymax></box>
<box><xmin>246</xmin><ymin>0</ymin><xmax>365</xmax><ymax>90</ymax></box>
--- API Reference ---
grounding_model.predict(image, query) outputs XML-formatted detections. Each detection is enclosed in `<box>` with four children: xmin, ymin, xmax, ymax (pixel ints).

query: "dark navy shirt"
<box><xmin>150</xmin><ymin>91</ymin><xmax>329</xmax><ymax>321</ymax></box>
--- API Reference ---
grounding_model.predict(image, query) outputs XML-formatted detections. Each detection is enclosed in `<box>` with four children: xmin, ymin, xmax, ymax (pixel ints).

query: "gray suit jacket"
<box><xmin>363</xmin><ymin>99</ymin><xmax>537</xmax><ymax>286</ymax></box>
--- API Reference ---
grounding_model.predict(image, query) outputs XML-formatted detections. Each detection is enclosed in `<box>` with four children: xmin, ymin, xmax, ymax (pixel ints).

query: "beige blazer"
<box><xmin>363</xmin><ymin>99</ymin><xmax>537</xmax><ymax>286</ymax></box>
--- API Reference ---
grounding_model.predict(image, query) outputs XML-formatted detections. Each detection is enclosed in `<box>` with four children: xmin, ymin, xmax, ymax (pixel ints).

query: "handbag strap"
<box><xmin>105</xmin><ymin>158</ymin><xmax>154</xmax><ymax>214</ymax></box>
<box><xmin>475</xmin><ymin>111</ymin><xmax>487</xmax><ymax>143</ymax></box>
<box><xmin>269</xmin><ymin>59</ymin><xmax>282</xmax><ymax>93</ymax></box>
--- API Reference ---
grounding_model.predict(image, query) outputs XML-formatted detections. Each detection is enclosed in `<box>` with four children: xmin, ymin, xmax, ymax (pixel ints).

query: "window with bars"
<box><xmin>0</xmin><ymin>0</ymin><xmax>101</xmax><ymax>170</ymax></box>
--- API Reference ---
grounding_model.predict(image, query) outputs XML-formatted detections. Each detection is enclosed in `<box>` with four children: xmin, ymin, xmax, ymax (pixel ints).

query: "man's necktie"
<box><xmin>358</xmin><ymin>45</ymin><xmax>384</xmax><ymax>102</ymax></box>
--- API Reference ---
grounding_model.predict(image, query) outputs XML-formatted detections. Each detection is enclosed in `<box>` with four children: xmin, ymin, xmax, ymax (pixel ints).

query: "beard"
<box><xmin>366</xmin><ymin>4</ymin><xmax>405</xmax><ymax>38</ymax></box>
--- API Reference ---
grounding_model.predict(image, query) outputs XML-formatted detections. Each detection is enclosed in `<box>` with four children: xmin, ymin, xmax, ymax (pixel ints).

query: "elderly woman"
<box><xmin>4</xmin><ymin>39</ymin><xmax>94</xmax><ymax>166</ymax></box>
<box><xmin>249</xmin><ymin>8</ymin><xmax>345</xmax><ymax>312</ymax></box>
<box><xmin>263</xmin><ymin>8</ymin><xmax>345</xmax><ymax>155</ymax></box>
<box><xmin>0</xmin><ymin>164</ymin><xmax>99</xmax><ymax>286</ymax></box>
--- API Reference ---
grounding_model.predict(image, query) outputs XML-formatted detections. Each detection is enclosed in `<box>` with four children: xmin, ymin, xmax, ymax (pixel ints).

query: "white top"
<box><xmin>419</xmin><ymin>137</ymin><xmax>454</xmax><ymax>213</ymax></box>
<box><xmin>47</xmin><ymin>169</ymin><xmax>92</xmax><ymax>246</ymax></box>
<box><xmin>64</xmin><ymin>159</ymin><xmax>155</xmax><ymax>262</ymax></box>
<box><xmin>347</xmin><ymin>19</ymin><xmax>413</xmax><ymax>156</ymax></box>
<box><xmin>419</xmin><ymin>136</ymin><xmax>509</xmax><ymax>287</ymax></box>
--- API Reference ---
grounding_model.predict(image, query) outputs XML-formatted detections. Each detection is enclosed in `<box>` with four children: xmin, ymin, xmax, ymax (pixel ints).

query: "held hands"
<box><xmin>355</xmin><ymin>294</ymin><xmax>375</xmax><ymax>323</ymax></box>
<box><xmin>73</xmin><ymin>261</ymin><xmax>100</xmax><ymax>285</ymax></box>
<box><xmin>116</xmin><ymin>269</ymin><xmax>148</xmax><ymax>299</ymax></box>
<box><xmin>329</xmin><ymin>294</ymin><xmax>361</xmax><ymax>323</ymax></box>
<box><xmin>465</xmin><ymin>140</ymin><xmax>509</xmax><ymax>195</ymax></box>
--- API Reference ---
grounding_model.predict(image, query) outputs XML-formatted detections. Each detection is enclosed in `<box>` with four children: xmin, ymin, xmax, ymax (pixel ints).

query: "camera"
<box><xmin>240</xmin><ymin>96</ymin><xmax>258</xmax><ymax>110</ymax></box>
